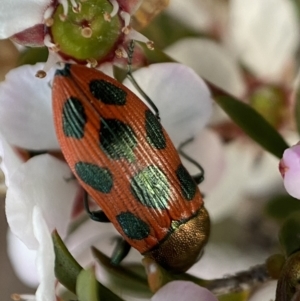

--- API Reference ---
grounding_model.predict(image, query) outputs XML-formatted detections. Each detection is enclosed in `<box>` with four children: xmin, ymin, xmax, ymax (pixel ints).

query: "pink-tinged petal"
<box><xmin>0</xmin><ymin>63</ymin><xmax>59</xmax><ymax>150</ymax></box>
<box><xmin>280</xmin><ymin>144</ymin><xmax>300</xmax><ymax>198</ymax></box>
<box><xmin>6</xmin><ymin>154</ymin><xmax>77</xmax><ymax>249</ymax></box>
<box><xmin>123</xmin><ymin>63</ymin><xmax>213</xmax><ymax>146</ymax></box>
<box><xmin>180</xmin><ymin>129</ymin><xmax>225</xmax><ymax>194</ymax></box>
<box><xmin>0</xmin><ymin>133</ymin><xmax>23</xmax><ymax>187</ymax></box>
<box><xmin>165</xmin><ymin>38</ymin><xmax>246</xmax><ymax>98</ymax></box>
<box><xmin>12</xmin><ymin>24</ymin><xmax>45</xmax><ymax>47</ymax></box>
<box><xmin>33</xmin><ymin>206</ymin><xmax>56</xmax><ymax>301</ymax></box>
<box><xmin>151</xmin><ymin>281</ymin><xmax>218</xmax><ymax>301</ymax></box>
<box><xmin>118</xmin><ymin>0</ymin><xmax>142</xmax><ymax>14</ymax></box>
<box><xmin>7</xmin><ymin>230</ymin><xmax>38</xmax><ymax>287</ymax></box>
<box><xmin>0</xmin><ymin>0</ymin><xmax>50</xmax><ymax>39</ymax></box>
<box><xmin>229</xmin><ymin>0</ymin><xmax>300</xmax><ymax>81</ymax></box>
<box><xmin>248</xmin><ymin>281</ymin><xmax>277</xmax><ymax>301</ymax></box>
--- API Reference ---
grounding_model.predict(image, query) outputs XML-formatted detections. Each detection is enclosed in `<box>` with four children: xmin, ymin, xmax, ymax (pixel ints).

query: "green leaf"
<box><xmin>17</xmin><ymin>47</ymin><xmax>48</xmax><ymax>66</ymax></box>
<box><xmin>52</xmin><ymin>230</ymin><xmax>83</xmax><ymax>293</ymax></box>
<box><xmin>265</xmin><ymin>195</ymin><xmax>300</xmax><ymax>222</ymax></box>
<box><xmin>213</xmin><ymin>94</ymin><xmax>289</xmax><ymax>158</ymax></box>
<box><xmin>92</xmin><ymin>247</ymin><xmax>152</xmax><ymax>297</ymax></box>
<box><xmin>279</xmin><ymin>211</ymin><xmax>300</xmax><ymax>256</ymax></box>
<box><xmin>52</xmin><ymin>231</ymin><xmax>125</xmax><ymax>301</ymax></box>
<box><xmin>76</xmin><ymin>267</ymin><xmax>100</xmax><ymax>301</ymax></box>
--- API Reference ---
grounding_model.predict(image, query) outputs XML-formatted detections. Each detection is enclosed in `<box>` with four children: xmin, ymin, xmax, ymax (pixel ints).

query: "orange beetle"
<box><xmin>52</xmin><ymin>63</ymin><xmax>210</xmax><ymax>273</ymax></box>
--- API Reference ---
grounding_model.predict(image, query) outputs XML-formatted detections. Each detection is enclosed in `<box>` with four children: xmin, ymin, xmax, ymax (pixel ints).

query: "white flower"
<box><xmin>0</xmin><ymin>0</ymin><xmax>152</xmax><ymax>74</ymax></box>
<box><xmin>166</xmin><ymin>0</ymin><xmax>300</xmax><ymax>83</ymax></box>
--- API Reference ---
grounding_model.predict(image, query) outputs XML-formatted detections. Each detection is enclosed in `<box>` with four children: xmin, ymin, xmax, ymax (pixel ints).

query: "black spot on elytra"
<box><xmin>75</xmin><ymin>162</ymin><xmax>113</xmax><ymax>193</ymax></box>
<box><xmin>99</xmin><ymin>118</ymin><xmax>137</xmax><ymax>161</ymax></box>
<box><xmin>55</xmin><ymin>64</ymin><xmax>72</xmax><ymax>77</ymax></box>
<box><xmin>62</xmin><ymin>97</ymin><xmax>86</xmax><ymax>139</ymax></box>
<box><xmin>145</xmin><ymin>110</ymin><xmax>166</xmax><ymax>150</ymax></box>
<box><xmin>117</xmin><ymin>212</ymin><xmax>150</xmax><ymax>240</ymax></box>
<box><xmin>176</xmin><ymin>164</ymin><xmax>197</xmax><ymax>200</ymax></box>
<box><xmin>131</xmin><ymin>165</ymin><xmax>170</xmax><ymax>209</ymax></box>
<box><xmin>89</xmin><ymin>79</ymin><xmax>127</xmax><ymax>105</ymax></box>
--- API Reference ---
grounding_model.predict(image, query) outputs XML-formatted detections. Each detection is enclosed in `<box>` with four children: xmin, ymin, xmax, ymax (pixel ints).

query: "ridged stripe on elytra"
<box><xmin>130</xmin><ymin>165</ymin><xmax>170</xmax><ymax>209</ymax></box>
<box><xmin>62</xmin><ymin>97</ymin><xmax>87</xmax><ymax>139</ymax></box>
<box><xmin>89</xmin><ymin>79</ymin><xmax>127</xmax><ymax>105</ymax></box>
<box><xmin>145</xmin><ymin>109</ymin><xmax>166</xmax><ymax>150</ymax></box>
<box><xmin>53</xmin><ymin>64</ymin><xmax>205</xmax><ymax>258</ymax></box>
<box><xmin>99</xmin><ymin>118</ymin><xmax>137</xmax><ymax>162</ymax></box>
<box><xmin>176</xmin><ymin>164</ymin><xmax>197</xmax><ymax>200</ymax></box>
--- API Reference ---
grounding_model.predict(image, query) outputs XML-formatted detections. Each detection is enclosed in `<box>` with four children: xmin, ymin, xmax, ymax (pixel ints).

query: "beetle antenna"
<box><xmin>126</xmin><ymin>40</ymin><xmax>160</xmax><ymax>121</ymax></box>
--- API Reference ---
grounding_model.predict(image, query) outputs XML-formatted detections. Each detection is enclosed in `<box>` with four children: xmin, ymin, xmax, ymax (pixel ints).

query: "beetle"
<box><xmin>52</xmin><ymin>63</ymin><xmax>210</xmax><ymax>273</ymax></box>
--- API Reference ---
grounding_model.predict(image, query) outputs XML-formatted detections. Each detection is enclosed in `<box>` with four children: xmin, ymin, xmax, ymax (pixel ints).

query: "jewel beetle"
<box><xmin>52</xmin><ymin>63</ymin><xmax>210</xmax><ymax>273</ymax></box>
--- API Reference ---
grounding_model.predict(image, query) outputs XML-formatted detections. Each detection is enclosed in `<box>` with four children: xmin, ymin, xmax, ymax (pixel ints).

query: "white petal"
<box><xmin>152</xmin><ymin>281</ymin><xmax>218</xmax><ymax>301</ymax></box>
<box><xmin>180</xmin><ymin>129</ymin><xmax>225</xmax><ymax>193</ymax></box>
<box><xmin>33</xmin><ymin>206</ymin><xmax>56</xmax><ymax>301</ymax></box>
<box><xmin>0</xmin><ymin>63</ymin><xmax>59</xmax><ymax>150</ymax></box>
<box><xmin>248</xmin><ymin>281</ymin><xmax>277</xmax><ymax>301</ymax></box>
<box><xmin>244</xmin><ymin>150</ymin><xmax>283</xmax><ymax>197</ymax></box>
<box><xmin>0</xmin><ymin>133</ymin><xmax>23</xmax><ymax>187</ymax></box>
<box><xmin>165</xmin><ymin>38</ymin><xmax>246</xmax><ymax>98</ymax></box>
<box><xmin>204</xmin><ymin>139</ymin><xmax>253</xmax><ymax>221</ymax></box>
<box><xmin>123</xmin><ymin>63</ymin><xmax>213</xmax><ymax>146</ymax></box>
<box><xmin>228</xmin><ymin>0</ymin><xmax>300</xmax><ymax>80</ymax></box>
<box><xmin>190</xmin><ymin>241</ymin><xmax>267</xmax><ymax>279</ymax></box>
<box><xmin>6</xmin><ymin>154</ymin><xmax>77</xmax><ymax>249</ymax></box>
<box><xmin>0</xmin><ymin>0</ymin><xmax>50</xmax><ymax>38</ymax></box>
<box><xmin>7</xmin><ymin>230</ymin><xmax>38</xmax><ymax>287</ymax></box>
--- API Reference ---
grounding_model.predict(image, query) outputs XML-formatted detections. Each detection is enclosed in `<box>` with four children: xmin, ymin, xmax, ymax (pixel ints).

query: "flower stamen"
<box><xmin>43</xmin><ymin>6</ymin><xmax>55</xmax><ymax>27</ymax></box>
<box><xmin>104</xmin><ymin>12</ymin><xmax>111</xmax><ymax>22</ymax></box>
<box><xmin>58</xmin><ymin>0</ymin><xmax>68</xmax><ymax>21</ymax></box>
<box><xmin>86</xmin><ymin>58</ymin><xmax>98</xmax><ymax>68</ymax></box>
<box><xmin>120</xmin><ymin>11</ymin><xmax>131</xmax><ymax>34</ymax></box>
<box><xmin>108</xmin><ymin>0</ymin><xmax>119</xmax><ymax>18</ymax></box>
<box><xmin>115</xmin><ymin>46</ymin><xmax>128</xmax><ymax>58</ymax></box>
<box><xmin>44</xmin><ymin>35</ymin><xmax>60</xmax><ymax>52</ymax></box>
<box><xmin>127</xmin><ymin>29</ymin><xmax>154</xmax><ymax>50</ymax></box>
<box><xmin>71</xmin><ymin>0</ymin><xmax>81</xmax><ymax>13</ymax></box>
<box><xmin>36</xmin><ymin>52</ymin><xmax>61</xmax><ymax>78</ymax></box>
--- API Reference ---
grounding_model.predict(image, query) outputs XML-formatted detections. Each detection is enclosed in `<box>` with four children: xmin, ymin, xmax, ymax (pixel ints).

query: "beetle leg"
<box><xmin>110</xmin><ymin>237</ymin><xmax>131</xmax><ymax>265</ymax></box>
<box><xmin>126</xmin><ymin>40</ymin><xmax>160</xmax><ymax>121</ymax></box>
<box><xmin>178</xmin><ymin>137</ymin><xmax>205</xmax><ymax>185</ymax></box>
<box><xmin>84</xmin><ymin>191</ymin><xmax>111</xmax><ymax>223</ymax></box>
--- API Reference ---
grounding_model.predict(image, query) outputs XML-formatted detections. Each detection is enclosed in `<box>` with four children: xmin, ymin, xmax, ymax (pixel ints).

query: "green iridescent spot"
<box><xmin>75</xmin><ymin>162</ymin><xmax>113</xmax><ymax>193</ymax></box>
<box><xmin>145</xmin><ymin>110</ymin><xmax>166</xmax><ymax>149</ymax></box>
<box><xmin>62</xmin><ymin>97</ymin><xmax>86</xmax><ymax>139</ymax></box>
<box><xmin>117</xmin><ymin>212</ymin><xmax>150</xmax><ymax>240</ymax></box>
<box><xmin>89</xmin><ymin>80</ymin><xmax>127</xmax><ymax>105</ymax></box>
<box><xmin>99</xmin><ymin>118</ymin><xmax>137</xmax><ymax>161</ymax></box>
<box><xmin>51</xmin><ymin>0</ymin><xmax>122</xmax><ymax>61</ymax></box>
<box><xmin>131</xmin><ymin>165</ymin><xmax>170</xmax><ymax>209</ymax></box>
<box><xmin>176</xmin><ymin>164</ymin><xmax>197</xmax><ymax>201</ymax></box>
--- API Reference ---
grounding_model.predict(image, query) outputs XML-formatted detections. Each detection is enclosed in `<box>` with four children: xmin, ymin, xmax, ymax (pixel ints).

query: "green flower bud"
<box><xmin>50</xmin><ymin>0</ymin><xmax>122</xmax><ymax>63</ymax></box>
